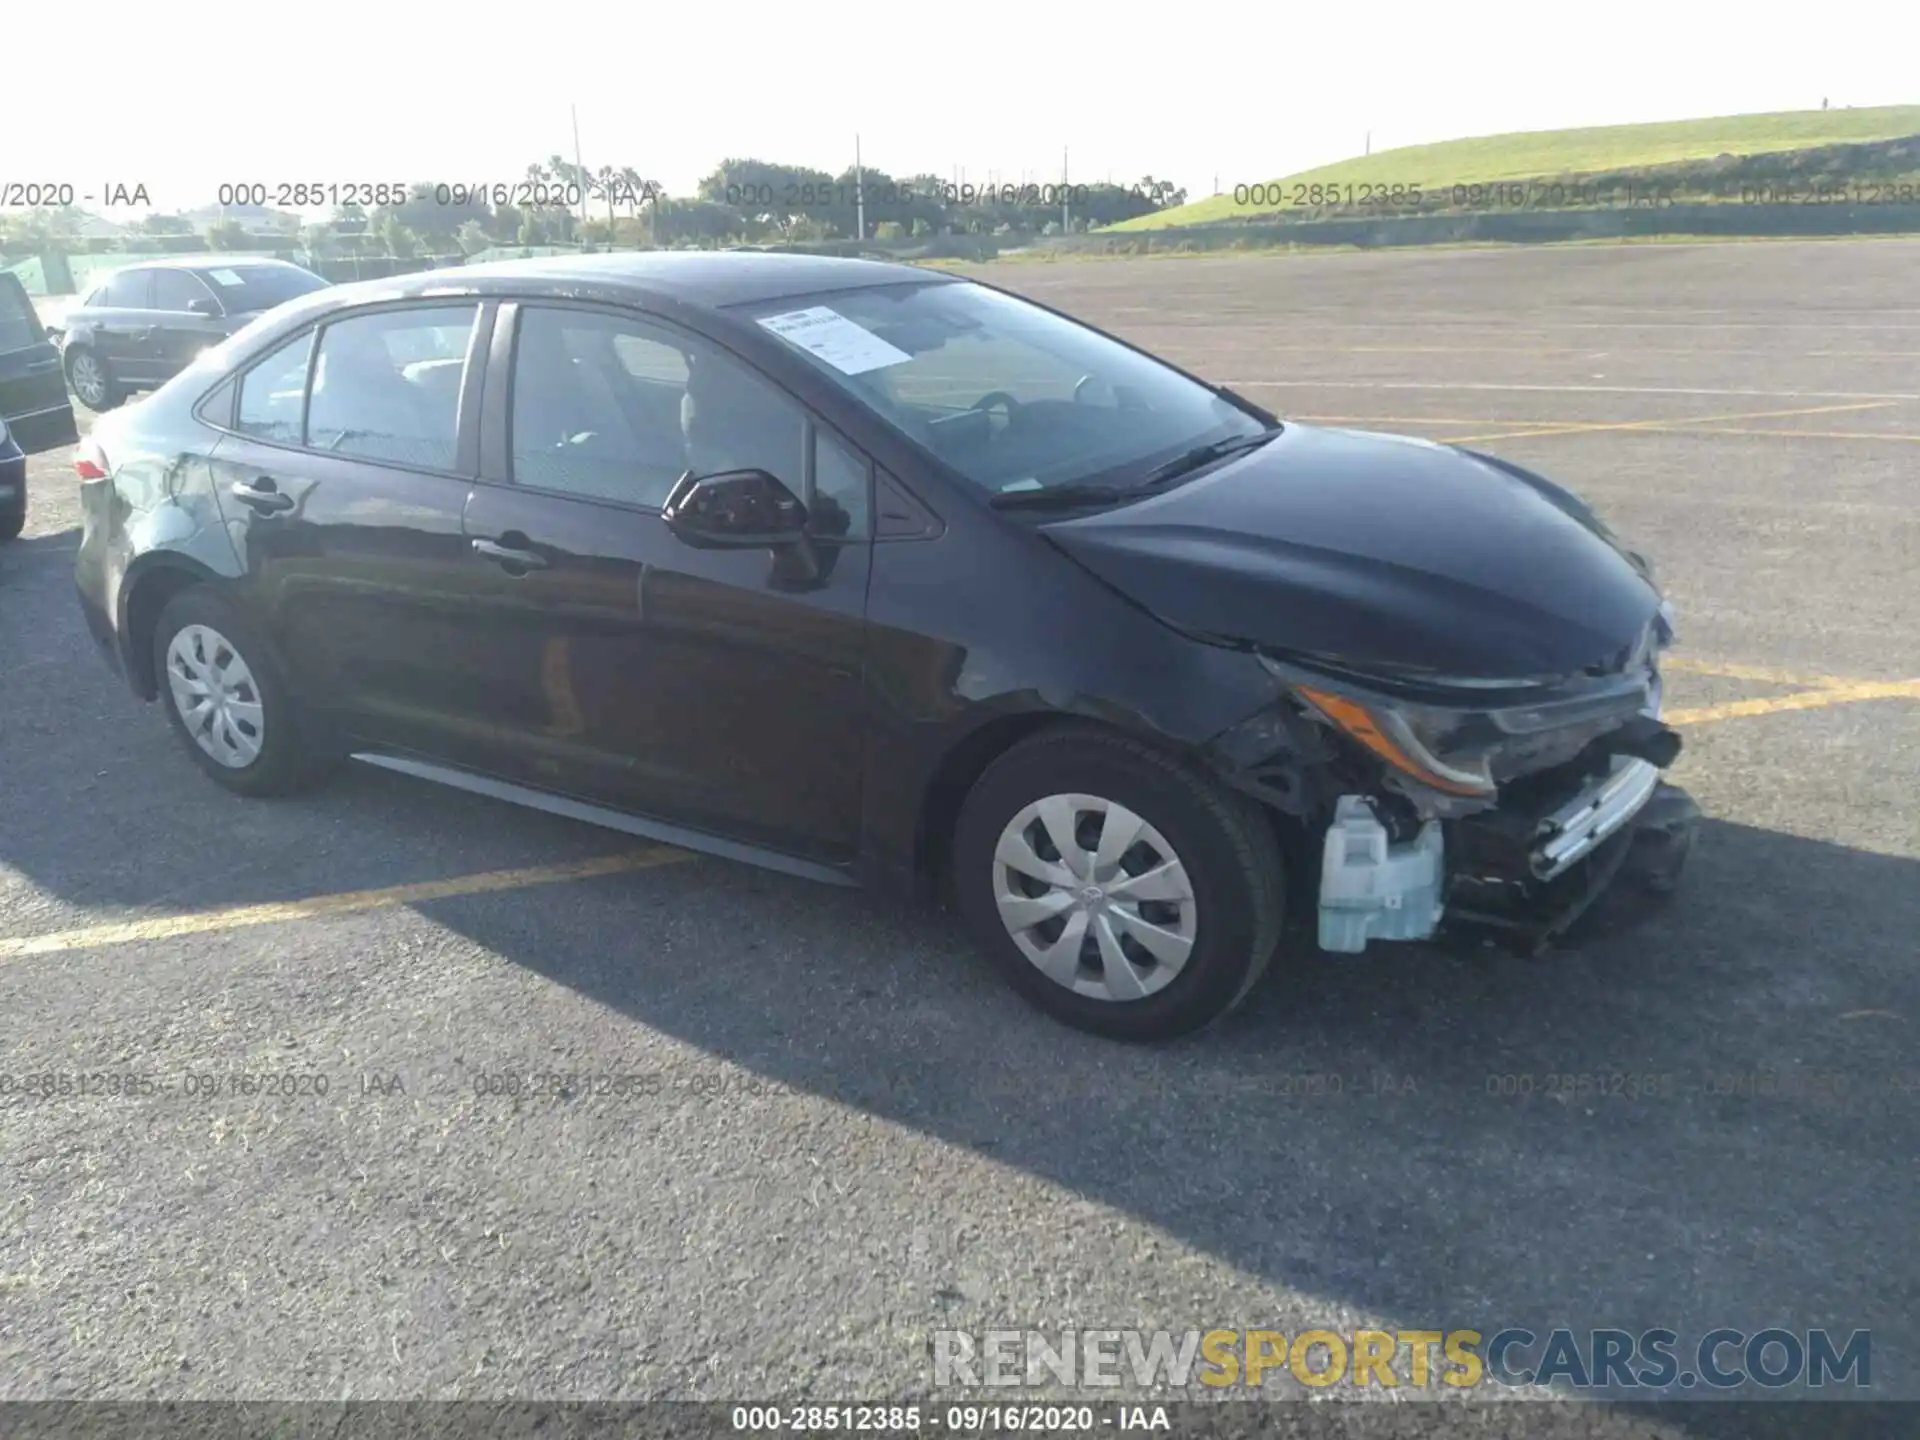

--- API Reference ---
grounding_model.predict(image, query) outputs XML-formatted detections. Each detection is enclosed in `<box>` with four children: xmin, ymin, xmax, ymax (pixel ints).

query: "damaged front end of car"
<box><xmin>1209</xmin><ymin>602</ymin><xmax>1700</xmax><ymax>956</ymax></box>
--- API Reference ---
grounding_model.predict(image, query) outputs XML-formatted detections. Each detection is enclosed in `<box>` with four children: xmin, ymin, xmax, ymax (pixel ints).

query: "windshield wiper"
<box><xmin>988</xmin><ymin>483</ymin><xmax>1131</xmax><ymax>511</ymax></box>
<box><xmin>1137</xmin><ymin>426</ymin><xmax>1283</xmax><ymax>490</ymax></box>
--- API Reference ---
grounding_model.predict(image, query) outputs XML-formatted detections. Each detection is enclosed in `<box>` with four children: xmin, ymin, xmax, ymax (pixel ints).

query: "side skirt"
<box><xmin>350</xmin><ymin>752</ymin><xmax>862</xmax><ymax>888</ymax></box>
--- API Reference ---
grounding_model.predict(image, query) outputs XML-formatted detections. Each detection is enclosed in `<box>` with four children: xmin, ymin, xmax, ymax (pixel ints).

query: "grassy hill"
<box><xmin>1114</xmin><ymin>105</ymin><xmax>1920</xmax><ymax>230</ymax></box>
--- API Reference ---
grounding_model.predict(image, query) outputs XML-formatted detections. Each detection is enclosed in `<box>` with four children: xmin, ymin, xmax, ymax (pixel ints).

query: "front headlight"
<box><xmin>1291</xmin><ymin>684</ymin><xmax>1500</xmax><ymax>797</ymax></box>
<box><xmin>1259</xmin><ymin>653</ymin><xmax>1655</xmax><ymax>799</ymax></box>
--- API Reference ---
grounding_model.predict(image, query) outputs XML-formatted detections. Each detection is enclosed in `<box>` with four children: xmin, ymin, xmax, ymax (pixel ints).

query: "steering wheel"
<box><xmin>1072</xmin><ymin>374</ymin><xmax>1106</xmax><ymax>404</ymax></box>
<box><xmin>971</xmin><ymin>391</ymin><xmax>1021</xmax><ymax>422</ymax></box>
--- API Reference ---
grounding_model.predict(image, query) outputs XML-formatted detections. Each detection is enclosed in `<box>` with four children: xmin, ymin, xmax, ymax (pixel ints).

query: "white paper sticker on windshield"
<box><xmin>208</xmin><ymin>268</ymin><xmax>248</xmax><ymax>287</ymax></box>
<box><xmin>756</xmin><ymin>306</ymin><xmax>910</xmax><ymax>375</ymax></box>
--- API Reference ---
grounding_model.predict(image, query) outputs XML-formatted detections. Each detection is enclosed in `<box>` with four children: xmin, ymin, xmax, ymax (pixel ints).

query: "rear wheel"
<box><xmin>152</xmin><ymin>587</ymin><xmax>325</xmax><ymax>796</ymax></box>
<box><xmin>952</xmin><ymin>727</ymin><xmax>1287</xmax><ymax>1041</ymax></box>
<box><xmin>65</xmin><ymin>346</ymin><xmax>123</xmax><ymax>412</ymax></box>
<box><xmin>0</xmin><ymin>484</ymin><xmax>23</xmax><ymax>543</ymax></box>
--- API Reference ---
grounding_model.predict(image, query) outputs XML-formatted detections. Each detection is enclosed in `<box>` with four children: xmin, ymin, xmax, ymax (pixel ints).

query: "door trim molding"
<box><xmin>350</xmin><ymin>751</ymin><xmax>861</xmax><ymax>887</ymax></box>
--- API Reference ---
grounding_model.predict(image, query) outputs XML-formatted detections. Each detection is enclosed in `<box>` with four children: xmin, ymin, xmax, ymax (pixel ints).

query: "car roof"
<box><xmin>372</xmin><ymin>251</ymin><xmax>955</xmax><ymax>310</ymax></box>
<box><xmin>114</xmin><ymin>255</ymin><xmax>305</xmax><ymax>272</ymax></box>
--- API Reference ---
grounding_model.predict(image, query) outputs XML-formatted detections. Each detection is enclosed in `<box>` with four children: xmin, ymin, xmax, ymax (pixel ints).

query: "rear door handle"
<box><xmin>472</xmin><ymin>537</ymin><xmax>549</xmax><ymax>570</ymax></box>
<box><xmin>229</xmin><ymin>478</ymin><xmax>295</xmax><ymax>513</ymax></box>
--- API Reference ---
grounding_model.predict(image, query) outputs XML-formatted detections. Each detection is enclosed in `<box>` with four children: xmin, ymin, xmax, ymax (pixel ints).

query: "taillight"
<box><xmin>74</xmin><ymin>436</ymin><xmax>108</xmax><ymax>481</ymax></box>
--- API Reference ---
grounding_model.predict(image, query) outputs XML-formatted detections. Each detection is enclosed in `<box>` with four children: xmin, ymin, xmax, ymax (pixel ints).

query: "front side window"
<box><xmin>739</xmin><ymin>280</ymin><xmax>1265</xmax><ymax>497</ymax></box>
<box><xmin>307</xmin><ymin>305</ymin><xmax>476</xmax><ymax>470</ymax></box>
<box><xmin>509</xmin><ymin>306</ymin><xmax>806</xmax><ymax>510</ymax></box>
<box><xmin>812</xmin><ymin>427</ymin><xmax>870</xmax><ymax>539</ymax></box>
<box><xmin>234</xmin><ymin>331</ymin><xmax>314</xmax><ymax>445</ymax></box>
<box><xmin>152</xmin><ymin>271</ymin><xmax>213</xmax><ymax>314</ymax></box>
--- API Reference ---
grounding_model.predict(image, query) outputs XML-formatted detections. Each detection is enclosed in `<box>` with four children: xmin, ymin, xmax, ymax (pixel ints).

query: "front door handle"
<box><xmin>229</xmin><ymin>478</ymin><xmax>294</xmax><ymax>513</ymax></box>
<box><xmin>472</xmin><ymin>537</ymin><xmax>549</xmax><ymax>571</ymax></box>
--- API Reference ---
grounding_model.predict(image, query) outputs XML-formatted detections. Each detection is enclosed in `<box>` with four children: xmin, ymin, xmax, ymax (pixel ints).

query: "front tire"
<box><xmin>0</xmin><ymin>485</ymin><xmax>23</xmax><ymax>543</ymax></box>
<box><xmin>65</xmin><ymin>346</ymin><xmax>124</xmax><ymax>412</ymax></box>
<box><xmin>952</xmin><ymin>727</ymin><xmax>1287</xmax><ymax>1041</ymax></box>
<box><xmin>152</xmin><ymin>587</ymin><xmax>321</xmax><ymax>796</ymax></box>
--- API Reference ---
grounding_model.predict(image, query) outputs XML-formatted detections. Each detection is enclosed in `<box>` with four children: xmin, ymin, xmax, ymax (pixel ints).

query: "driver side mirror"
<box><xmin>662</xmin><ymin>468</ymin><xmax>809</xmax><ymax>549</ymax></box>
<box><xmin>186</xmin><ymin>297</ymin><xmax>221</xmax><ymax>318</ymax></box>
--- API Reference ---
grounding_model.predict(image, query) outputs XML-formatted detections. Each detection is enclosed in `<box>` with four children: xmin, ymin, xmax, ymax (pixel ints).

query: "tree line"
<box><xmin>0</xmin><ymin>156</ymin><xmax>1191</xmax><ymax>258</ymax></box>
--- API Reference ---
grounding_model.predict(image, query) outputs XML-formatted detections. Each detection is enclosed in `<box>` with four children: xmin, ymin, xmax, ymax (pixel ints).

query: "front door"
<box><xmin>92</xmin><ymin>268</ymin><xmax>161</xmax><ymax>383</ymax></box>
<box><xmin>149</xmin><ymin>269</ymin><xmax>232</xmax><ymax>381</ymax></box>
<box><xmin>456</xmin><ymin>302</ymin><xmax>873</xmax><ymax>861</ymax></box>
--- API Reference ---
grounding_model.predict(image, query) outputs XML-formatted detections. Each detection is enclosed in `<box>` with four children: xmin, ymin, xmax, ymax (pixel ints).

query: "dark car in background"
<box><xmin>0</xmin><ymin>271</ymin><xmax>81</xmax><ymax>541</ymax></box>
<box><xmin>72</xmin><ymin>253</ymin><xmax>1698</xmax><ymax>1039</ymax></box>
<box><xmin>60</xmin><ymin>257</ymin><xmax>328</xmax><ymax>411</ymax></box>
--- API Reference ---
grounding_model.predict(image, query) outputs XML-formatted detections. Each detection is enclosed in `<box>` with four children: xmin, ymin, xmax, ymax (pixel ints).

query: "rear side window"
<box><xmin>235</xmin><ymin>332</ymin><xmax>314</xmax><ymax>445</ymax></box>
<box><xmin>0</xmin><ymin>278</ymin><xmax>42</xmax><ymax>355</ymax></box>
<box><xmin>101</xmin><ymin>270</ymin><xmax>152</xmax><ymax>308</ymax></box>
<box><xmin>307</xmin><ymin>305</ymin><xmax>477</xmax><ymax>470</ymax></box>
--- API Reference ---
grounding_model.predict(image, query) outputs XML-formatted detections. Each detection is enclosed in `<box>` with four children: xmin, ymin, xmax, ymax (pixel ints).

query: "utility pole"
<box><xmin>571</xmin><ymin>104</ymin><xmax>588</xmax><ymax>237</ymax></box>
<box><xmin>1062</xmin><ymin>145</ymin><xmax>1070</xmax><ymax>232</ymax></box>
<box><xmin>1365</xmin><ymin>130</ymin><xmax>1372</xmax><ymax>156</ymax></box>
<box><xmin>855</xmin><ymin>133</ymin><xmax>865</xmax><ymax>242</ymax></box>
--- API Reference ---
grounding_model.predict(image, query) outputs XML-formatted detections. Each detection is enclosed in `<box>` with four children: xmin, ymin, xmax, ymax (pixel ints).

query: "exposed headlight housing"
<box><xmin>1259</xmin><ymin>651</ymin><xmax>1659</xmax><ymax>801</ymax></box>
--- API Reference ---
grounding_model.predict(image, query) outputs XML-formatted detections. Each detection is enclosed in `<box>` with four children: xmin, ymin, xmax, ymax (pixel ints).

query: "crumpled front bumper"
<box><xmin>1440</xmin><ymin>766</ymin><xmax>1701</xmax><ymax>953</ymax></box>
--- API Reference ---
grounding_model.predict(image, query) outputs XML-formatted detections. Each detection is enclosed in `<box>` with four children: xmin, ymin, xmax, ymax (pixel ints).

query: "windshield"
<box><xmin>738</xmin><ymin>281</ymin><xmax>1267</xmax><ymax>496</ymax></box>
<box><xmin>196</xmin><ymin>264</ymin><xmax>328</xmax><ymax>314</ymax></box>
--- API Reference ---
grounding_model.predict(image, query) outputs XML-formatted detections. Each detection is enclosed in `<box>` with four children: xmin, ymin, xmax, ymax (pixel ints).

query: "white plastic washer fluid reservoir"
<box><xmin>1317</xmin><ymin>796</ymin><xmax>1446</xmax><ymax>953</ymax></box>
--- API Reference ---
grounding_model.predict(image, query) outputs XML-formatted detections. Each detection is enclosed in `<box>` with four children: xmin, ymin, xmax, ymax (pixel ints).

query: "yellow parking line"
<box><xmin>1668</xmin><ymin>680</ymin><xmax>1920</xmax><ymax>727</ymax></box>
<box><xmin>1673</xmin><ymin>426</ymin><xmax>1920</xmax><ymax>443</ymax></box>
<box><xmin>1447</xmin><ymin>401</ymin><xmax>1894</xmax><ymax>445</ymax></box>
<box><xmin>1290</xmin><ymin>415</ymin><xmax>1576</xmax><ymax>428</ymax></box>
<box><xmin>1662</xmin><ymin>657</ymin><xmax>1847</xmax><ymax>686</ymax></box>
<box><xmin>0</xmin><ymin>847</ymin><xmax>694</xmax><ymax>962</ymax></box>
<box><xmin>1291</xmin><ymin>414</ymin><xmax>1920</xmax><ymax>443</ymax></box>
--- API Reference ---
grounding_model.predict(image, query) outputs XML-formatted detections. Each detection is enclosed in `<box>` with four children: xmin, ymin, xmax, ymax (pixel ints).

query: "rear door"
<box><xmin>454</xmin><ymin>300</ymin><xmax>873</xmax><ymax>861</ymax></box>
<box><xmin>0</xmin><ymin>273</ymin><xmax>78</xmax><ymax>453</ymax></box>
<box><xmin>204</xmin><ymin>301</ymin><xmax>495</xmax><ymax>762</ymax></box>
<box><xmin>149</xmin><ymin>269</ymin><xmax>230</xmax><ymax>381</ymax></box>
<box><xmin>91</xmin><ymin>268</ymin><xmax>161</xmax><ymax>381</ymax></box>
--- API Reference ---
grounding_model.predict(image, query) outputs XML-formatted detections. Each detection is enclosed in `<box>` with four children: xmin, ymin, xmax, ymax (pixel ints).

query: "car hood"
<box><xmin>1043</xmin><ymin>425</ymin><xmax>1662</xmax><ymax>679</ymax></box>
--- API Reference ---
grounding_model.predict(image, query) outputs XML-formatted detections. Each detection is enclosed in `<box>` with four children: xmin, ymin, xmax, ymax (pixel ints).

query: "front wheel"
<box><xmin>952</xmin><ymin>728</ymin><xmax>1288</xmax><ymax>1041</ymax></box>
<box><xmin>0</xmin><ymin>486</ymin><xmax>23</xmax><ymax>543</ymax></box>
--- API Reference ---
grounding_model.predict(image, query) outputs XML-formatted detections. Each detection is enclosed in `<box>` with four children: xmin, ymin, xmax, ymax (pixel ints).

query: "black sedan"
<box><xmin>59</xmin><ymin>256</ymin><xmax>328</xmax><ymax>411</ymax></box>
<box><xmin>72</xmin><ymin>253</ymin><xmax>1698</xmax><ymax>1039</ymax></box>
<box><xmin>0</xmin><ymin>270</ymin><xmax>80</xmax><ymax>541</ymax></box>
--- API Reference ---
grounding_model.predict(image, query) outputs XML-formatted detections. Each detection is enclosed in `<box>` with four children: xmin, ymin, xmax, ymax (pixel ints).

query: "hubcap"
<box><xmin>165</xmin><ymin>624</ymin><xmax>265</xmax><ymax>768</ymax></box>
<box><xmin>71</xmin><ymin>353</ymin><xmax>106</xmax><ymax>405</ymax></box>
<box><xmin>992</xmin><ymin>793</ymin><xmax>1197</xmax><ymax>1003</ymax></box>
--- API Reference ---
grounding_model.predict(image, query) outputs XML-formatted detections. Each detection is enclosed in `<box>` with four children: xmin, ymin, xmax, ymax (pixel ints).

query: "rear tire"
<box><xmin>152</xmin><ymin>587</ymin><xmax>326</xmax><ymax>797</ymax></box>
<box><xmin>65</xmin><ymin>346</ymin><xmax>124</xmax><ymax>412</ymax></box>
<box><xmin>0</xmin><ymin>486</ymin><xmax>23</xmax><ymax>543</ymax></box>
<box><xmin>952</xmin><ymin>727</ymin><xmax>1287</xmax><ymax>1041</ymax></box>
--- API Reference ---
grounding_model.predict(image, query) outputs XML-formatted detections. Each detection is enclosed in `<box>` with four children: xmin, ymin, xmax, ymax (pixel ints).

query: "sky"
<box><xmin>7</xmin><ymin>0</ymin><xmax>1917</xmax><ymax>217</ymax></box>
